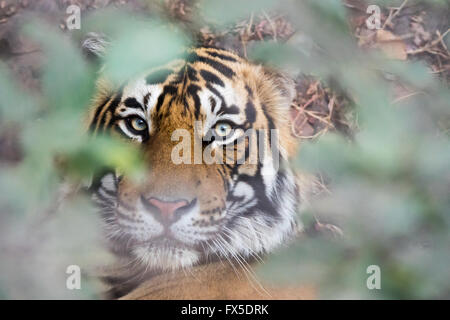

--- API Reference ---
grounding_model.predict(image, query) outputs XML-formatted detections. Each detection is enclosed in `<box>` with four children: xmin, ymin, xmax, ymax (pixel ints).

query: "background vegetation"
<box><xmin>0</xmin><ymin>0</ymin><xmax>448</xmax><ymax>299</ymax></box>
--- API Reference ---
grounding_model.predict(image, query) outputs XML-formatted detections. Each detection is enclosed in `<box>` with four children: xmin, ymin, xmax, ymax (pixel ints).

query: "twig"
<box><xmin>325</xmin><ymin>95</ymin><xmax>336</xmax><ymax>121</ymax></box>
<box><xmin>9</xmin><ymin>49</ymin><xmax>40</xmax><ymax>56</ymax></box>
<box><xmin>407</xmin><ymin>28</ymin><xmax>450</xmax><ymax>56</ymax></box>
<box><xmin>241</xmin><ymin>12</ymin><xmax>254</xmax><ymax>58</ymax></box>
<box><xmin>299</xmin><ymin>94</ymin><xmax>319</xmax><ymax>110</ymax></box>
<box><xmin>430</xmin><ymin>67</ymin><xmax>450</xmax><ymax>74</ymax></box>
<box><xmin>382</xmin><ymin>0</ymin><xmax>409</xmax><ymax>30</ymax></box>
<box><xmin>437</xmin><ymin>30</ymin><xmax>449</xmax><ymax>52</ymax></box>
<box><xmin>262</xmin><ymin>10</ymin><xmax>277</xmax><ymax>42</ymax></box>
<box><xmin>392</xmin><ymin>91</ymin><xmax>425</xmax><ymax>104</ymax></box>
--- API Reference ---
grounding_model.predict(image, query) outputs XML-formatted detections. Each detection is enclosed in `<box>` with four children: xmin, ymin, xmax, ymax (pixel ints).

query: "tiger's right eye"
<box><xmin>130</xmin><ymin>117</ymin><xmax>147</xmax><ymax>132</ymax></box>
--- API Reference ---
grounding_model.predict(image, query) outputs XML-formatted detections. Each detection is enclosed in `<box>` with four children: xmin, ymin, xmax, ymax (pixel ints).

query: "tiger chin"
<box><xmin>82</xmin><ymin>34</ymin><xmax>316</xmax><ymax>299</ymax></box>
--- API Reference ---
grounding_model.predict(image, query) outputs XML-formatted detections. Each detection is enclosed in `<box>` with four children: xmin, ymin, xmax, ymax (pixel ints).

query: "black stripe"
<box><xmin>206</xmin><ymin>83</ymin><xmax>240</xmax><ymax>114</ymax></box>
<box><xmin>245</xmin><ymin>99</ymin><xmax>256</xmax><ymax>124</ymax></box>
<box><xmin>224</xmin><ymin>104</ymin><xmax>240</xmax><ymax>115</ymax></box>
<box><xmin>205</xmin><ymin>84</ymin><xmax>239</xmax><ymax>115</ymax></box>
<box><xmin>143</xmin><ymin>93</ymin><xmax>151</xmax><ymax>109</ymax></box>
<box><xmin>93</xmin><ymin>188</ymin><xmax>113</xmax><ymax>205</ymax></box>
<box><xmin>206</xmin><ymin>83</ymin><xmax>226</xmax><ymax>108</ymax></box>
<box><xmin>186</xmin><ymin>84</ymin><xmax>201</xmax><ymax>119</ymax></box>
<box><xmin>187</xmin><ymin>52</ymin><xmax>235</xmax><ymax>79</ymax></box>
<box><xmin>200</xmin><ymin>69</ymin><xmax>225</xmax><ymax>87</ymax></box>
<box><xmin>169</xmin><ymin>68</ymin><xmax>186</xmax><ymax>85</ymax></box>
<box><xmin>89</xmin><ymin>97</ymin><xmax>111</xmax><ymax>132</ymax></box>
<box><xmin>209</xmin><ymin>96</ymin><xmax>217</xmax><ymax>113</ymax></box>
<box><xmin>205</xmin><ymin>50</ymin><xmax>238</xmax><ymax>62</ymax></box>
<box><xmin>99</xmin><ymin>91</ymin><xmax>123</xmax><ymax>131</ymax></box>
<box><xmin>100</xmin><ymin>185</ymin><xmax>117</xmax><ymax>197</ymax></box>
<box><xmin>186</xmin><ymin>65</ymin><xmax>199</xmax><ymax>82</ymax></box>
<box><xmin>155</xmin><ymin>85</ymin><xmax>177</xmax><ymax>114</ymax></box>
<box><xmin>245</xmin><ymin>84</ymin><xmax>253</xmax><ymax>98</ymax></box>
<box><xmin>88</xmin><ymin>169</ymin><xmax>115</xmax><ymax>194</ymax></box>
<box><xmin>261</xmin><ymin>103</ymin><xmax>275</xmax><ymax>147</ymax></box>
<box><xmin>216</xmin><ymin>166</ymin><xmax>229</xmax><ymax>194</ymax></box>
<box><xmin>233</xmin><ymin>171</ymin><xmax>278</xmax><ymax>218</ymax></box>
<box><xmin>123</xmin><ymin>97</ymin><xmax>144</xmax><ymax>112</ymax></box>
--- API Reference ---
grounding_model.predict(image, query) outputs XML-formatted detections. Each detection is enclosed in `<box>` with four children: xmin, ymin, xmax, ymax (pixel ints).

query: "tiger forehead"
<box><xmin>137</xmin><ymin>48</ymin><xmax>244</xmax><ymax>86</ymax></box>
<box><xmin>135</xmin><ymin>47</ymin><xmax>250</xmax><ymax>116</ymax></box>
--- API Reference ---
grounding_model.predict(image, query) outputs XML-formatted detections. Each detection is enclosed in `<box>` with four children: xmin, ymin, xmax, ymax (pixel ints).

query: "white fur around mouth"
<box><xmin>135</xmin><ymin>236</ymin><xmax>194</xmax><ymax>251</ymax></box>
<box><xmin>133</xmin><ymin>242</ymin><xmax>201</xmax><ymax>270</ymax></box>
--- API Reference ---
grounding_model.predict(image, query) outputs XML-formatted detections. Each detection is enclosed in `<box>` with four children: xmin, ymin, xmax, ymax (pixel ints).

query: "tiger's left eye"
<box><xmin>130</xmin><ymin>117</ymin><xmax>147</xmax><ymax>131</ymax></box>
<box><xmin>214</xmin><ymin>122</ymin><xmax>233</xmax><ymax>137</ymax></box>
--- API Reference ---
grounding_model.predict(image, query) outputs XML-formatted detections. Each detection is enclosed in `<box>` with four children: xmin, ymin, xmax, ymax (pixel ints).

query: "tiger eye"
<box><xmin>214</xmin><ymin>122</ymin><xmax>232</xmax><ymax>137</ymax></box>
<box><xmin>130</xmin><ymin>118</ymin><xmax>147</xmax><ymax>131</ymax></box>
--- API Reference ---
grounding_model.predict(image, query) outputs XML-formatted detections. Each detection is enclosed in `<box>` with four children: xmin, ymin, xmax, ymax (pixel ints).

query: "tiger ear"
<box><xmin>81</xmin><ymin>32</ymin><xmax>110</xmax><ymax>61</ymax></box>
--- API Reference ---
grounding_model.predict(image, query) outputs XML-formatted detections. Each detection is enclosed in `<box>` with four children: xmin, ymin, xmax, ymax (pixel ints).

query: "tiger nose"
<box><xmin>141</xmin><ymin>196</ymin><xmax>196</xmax><ymax>224</ymax></box>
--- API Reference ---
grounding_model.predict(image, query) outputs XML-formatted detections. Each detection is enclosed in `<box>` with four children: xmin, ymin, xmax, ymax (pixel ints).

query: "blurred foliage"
<box><xmin>254</xmin><ymin>0</ymin><xmax>450</xmax><ymax>299</ymax></box>
<box><xmin>82</xmin><ymin>9</ymin><xmax>189</xmax><ymax>84</ymax></box>
<box><xmin>0</xmin><ymin>0</ymin><xmax>449</xmax><ymax>299</ymax></box>
<box><xmin>0</xmin><ymin>17</ymin><xmax>147</xmax><ymax>299</ymax></box>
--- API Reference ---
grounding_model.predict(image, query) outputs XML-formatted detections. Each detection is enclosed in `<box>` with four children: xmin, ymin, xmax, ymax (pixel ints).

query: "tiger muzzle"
<box><xmin>141</xmin><ymin>196</ymin><xmax>197</xmax><ymax>226</ymax></box>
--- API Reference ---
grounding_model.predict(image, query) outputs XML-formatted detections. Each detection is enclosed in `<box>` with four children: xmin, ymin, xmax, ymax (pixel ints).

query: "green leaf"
<box><xmin>24</xmin><ymin>21</ymin><xmax>95</xmax><ymax>113</ymax></box>
<box><xmin>0</xmin><ymin>62</ymin><xmax>36</xmax><ymax>121</ymax></box>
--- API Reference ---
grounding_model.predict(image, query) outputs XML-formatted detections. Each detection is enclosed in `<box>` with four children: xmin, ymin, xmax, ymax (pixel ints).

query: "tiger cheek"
<box><xmin>194</xmin><ymin>167</ymin><xmax>227</xmax><ymax>217</ymax></box>
<box><xmin>117</xmin><ymin>177</ymin><xmax>140</xmax><ymax>207</ymax></box>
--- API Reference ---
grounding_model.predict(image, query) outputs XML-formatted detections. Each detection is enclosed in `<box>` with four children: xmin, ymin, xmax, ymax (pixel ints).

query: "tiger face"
<box><xmin>86</xmin><ymin>46</ymin><xmax>301</xmax><ymax>273</ymax></box>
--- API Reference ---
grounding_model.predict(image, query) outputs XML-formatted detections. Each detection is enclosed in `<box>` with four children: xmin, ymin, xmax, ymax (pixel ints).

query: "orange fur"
<box><xmin>121</xmin><ymin>261</ymin><xmax>315</xmax><ymax>300</ymax></box>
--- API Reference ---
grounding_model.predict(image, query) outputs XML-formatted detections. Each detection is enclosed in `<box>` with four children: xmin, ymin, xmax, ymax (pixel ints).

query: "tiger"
<box><xmin>82</xmin><ymin>34</ymin><xmax>317</xmax><ymax>299</ymax></box>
